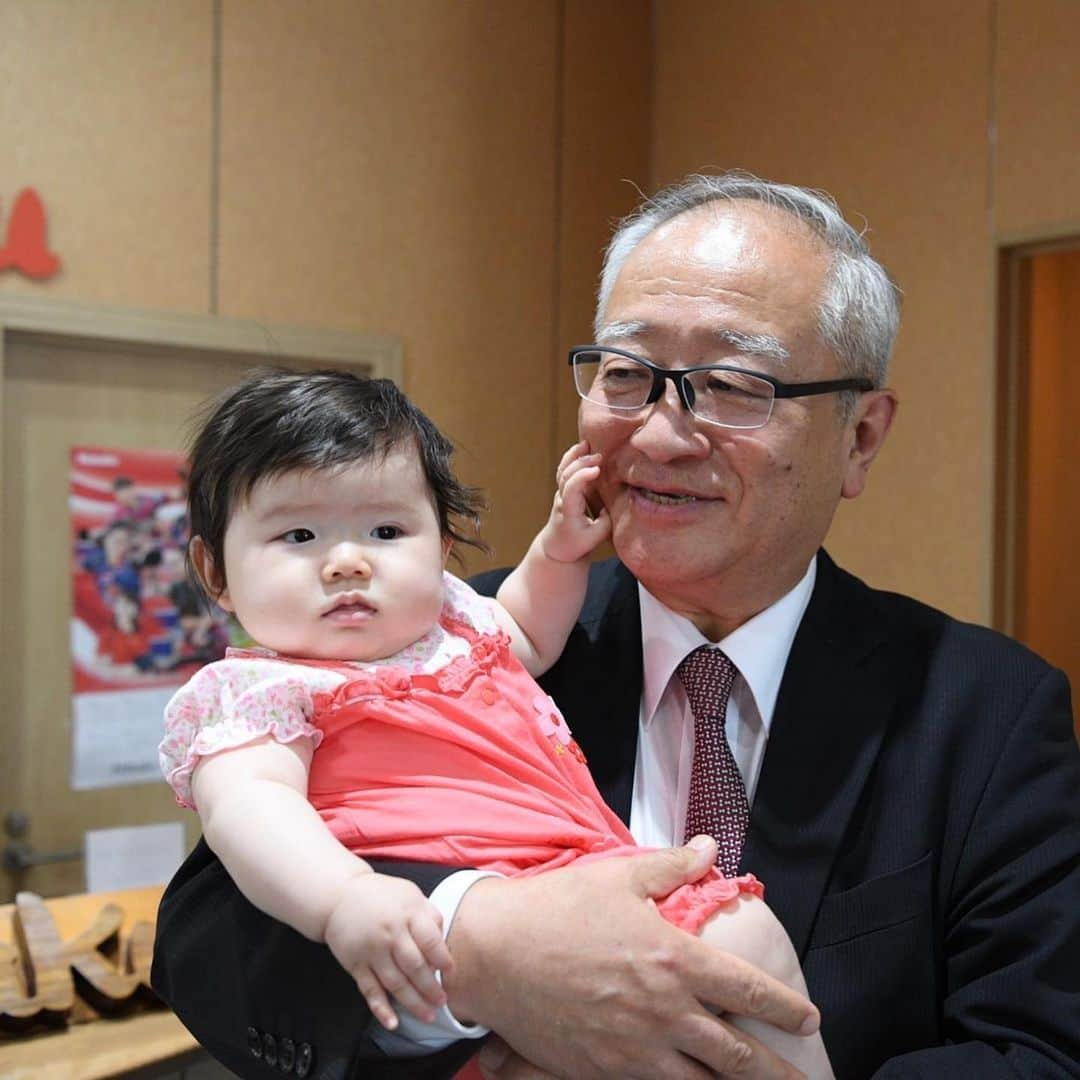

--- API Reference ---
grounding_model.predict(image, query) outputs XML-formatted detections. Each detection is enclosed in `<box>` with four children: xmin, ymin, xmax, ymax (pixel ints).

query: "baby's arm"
<box><xmin>492</xmin><ymin>442</ymin><xmax>611</xmax><ymax>675</ymax></box>
<box><xmin>190</xmin><ymin>737</ymin><xmax>452</xmax><ymax>1031</ymax></box>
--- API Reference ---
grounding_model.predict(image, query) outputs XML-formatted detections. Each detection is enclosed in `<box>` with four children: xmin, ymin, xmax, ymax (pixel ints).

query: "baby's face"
<box><xmin>215</xmin><ymin>449</ymin><xmax>448</xmax><ymax>662</ymax></box>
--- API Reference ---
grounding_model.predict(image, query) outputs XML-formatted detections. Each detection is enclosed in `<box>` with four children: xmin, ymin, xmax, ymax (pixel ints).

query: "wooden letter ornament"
<box><xmin>0</xmin><ymin>892</ymin><xmax>156</xmax><ymax>1032</ymax></box>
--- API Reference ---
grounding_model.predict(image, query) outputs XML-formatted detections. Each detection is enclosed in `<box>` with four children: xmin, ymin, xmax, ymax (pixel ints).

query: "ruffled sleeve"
<box><xmin>441</xmin><ymin>572</ymin><xmax>500</xmax><ymax>634</ymax></box>
<box><xmin>159</xmin><ymin>657</ymin><xmax>345</xmax><ymax>809</ymax></box>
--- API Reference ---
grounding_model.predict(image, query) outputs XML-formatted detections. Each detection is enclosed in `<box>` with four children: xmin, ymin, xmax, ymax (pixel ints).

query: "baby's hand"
<box><xmin>540</xmin><ymin>441</ymin><xmax>611</xmax><ymax>563</ymax></box>
<box><xmin>324</xmin><ymin>873</ymin><xmax>453</xmax><ymax>1031</ymax></box>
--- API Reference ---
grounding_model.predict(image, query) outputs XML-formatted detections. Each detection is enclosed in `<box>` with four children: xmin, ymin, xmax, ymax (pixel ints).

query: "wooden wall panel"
<box><xmin>215</xmin><ymin>0</ymin><xmax>561</xmax><ymax>572</ymax></box>
<box><xmin>0</xmin><ymin>0</ymin><xmax>214</xmax><ymax>311</ymax></box>
<box><xmin>995</xmin><ymin>1</ymin><xmax>1080</xmax><ymax>237</ymax></box>
<box><xmin>651</xmin><ymin>1</ymin><xmax>991</xmax><ymax>622</ymax></box>
<box><xmin>555</xmin><ymin>0</ymin><xmax>653</xmax><ymax>455</ymax></box>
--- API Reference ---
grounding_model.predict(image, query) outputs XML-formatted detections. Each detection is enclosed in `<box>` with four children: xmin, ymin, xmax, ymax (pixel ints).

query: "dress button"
<box><xmin>295</xmin><ymin>1041</ymin><xmax>314</xmax><ymax>1078</ymax></box>
<box><xmin>263</xmin><ymin>1033</ymin><xmax>278</xmax><ymax>1067</ymax></box>
<box><xmin>481</xmin><ymin>685</ymin><xmax>497</xmax><ymax>706</ymax></box>
<box><xmin>278</xmin><ymin>1037</ymin><xmax>296</xmax><ymax>1072</ymax></box>
<box><xmin>247</xmin><ymin>1026</ymin><xmax>262</xmax><ymax>1058</ymax></box>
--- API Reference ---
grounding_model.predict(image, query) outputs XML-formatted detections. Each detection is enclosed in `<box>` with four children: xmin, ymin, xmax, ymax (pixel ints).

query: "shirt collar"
<box><xmin>639</xmin><ymin>558</ymin><xmax>817</xmax><ymax>732</ymax></box>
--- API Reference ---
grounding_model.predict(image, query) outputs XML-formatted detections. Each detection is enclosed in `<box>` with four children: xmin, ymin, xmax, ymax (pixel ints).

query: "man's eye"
<box><xmin>372</xmin><ymin>525</ymin><xmax>402</xmax><ymax>541</ymax></box>
<box><xmin>601</xmin><ymin>362</ymin><xmax>649</xmax><ymax>383</ymax></box>
<box><xmin>280</xmin><ymin>528</ymin><xmax>315</xmax><ymax>544</ymax></box>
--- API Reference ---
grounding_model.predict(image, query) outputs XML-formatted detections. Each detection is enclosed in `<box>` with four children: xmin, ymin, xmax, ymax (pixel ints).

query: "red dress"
<box><xmin>304</xmin><ymin>614</ymin><xmax>761</xmax><ymax>933</ymax></box>
<box><xmin>162</xmin><ymin>574</ymin><xmax>762</xmax><ymax>934</ymax></box>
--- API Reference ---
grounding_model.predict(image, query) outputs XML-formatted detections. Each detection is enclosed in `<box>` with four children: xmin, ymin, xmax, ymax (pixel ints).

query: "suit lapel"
<box><xmin>741</xmin><ymin>553</ymin><xmax>897</xmax><ymax>957</ymax></box>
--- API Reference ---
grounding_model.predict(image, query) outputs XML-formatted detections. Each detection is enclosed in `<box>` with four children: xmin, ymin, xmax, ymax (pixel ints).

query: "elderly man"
<box><xmin>154</xmin><ymin>174</ymin><xmax>1080</xmax><ymax>1079</ymax></box>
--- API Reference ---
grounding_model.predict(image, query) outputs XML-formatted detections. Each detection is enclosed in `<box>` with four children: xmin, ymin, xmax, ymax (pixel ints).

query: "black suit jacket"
<box><xmin>153</xmin><ymin>552</ymin><xmax>1080</xmax><ymax>1078</ymax></box>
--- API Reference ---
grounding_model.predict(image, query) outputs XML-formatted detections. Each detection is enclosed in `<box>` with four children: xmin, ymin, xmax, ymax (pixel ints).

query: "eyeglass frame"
<box><xmin>567</xmin><ymin>344</ymin><xmax>875</xmax><ymax>429</ymax></box>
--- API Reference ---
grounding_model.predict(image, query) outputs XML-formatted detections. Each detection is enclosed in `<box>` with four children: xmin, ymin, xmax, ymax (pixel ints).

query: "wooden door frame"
<box><xmin>993</xmin><ymin>232</ymin><xmax>1080</xmax><ymax>636</ymax></box>
<box><xmin>0</xmin><ymin>294</ymin><xmax>402</xmax><ymax>759</ymax></box>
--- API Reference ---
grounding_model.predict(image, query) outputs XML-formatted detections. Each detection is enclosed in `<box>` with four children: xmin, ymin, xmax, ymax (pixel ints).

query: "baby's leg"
<box><xmin>699</xmin><ymin>895</ymin><xmax>834</xmax><ymax>1079</ymax></box>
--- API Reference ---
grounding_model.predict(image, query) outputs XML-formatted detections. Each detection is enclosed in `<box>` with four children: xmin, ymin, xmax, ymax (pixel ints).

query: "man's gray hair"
<box><xmin>595</xmin><ymin>172</ymin><xmax>901</xmax><ymax>391</ymax></box>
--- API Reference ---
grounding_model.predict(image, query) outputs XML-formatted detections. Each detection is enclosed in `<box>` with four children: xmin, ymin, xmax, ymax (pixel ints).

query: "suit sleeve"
<box><xmin>873</xmin><ymin>666</ymin><xmax>1080</xmax><ymax>1078</ymax></box>
<box><xmin>152</xmin><ymin>838</ymin><xmax>481</xmax><ymax>1079</ymax></box>
<box><xmin>151</xmin><ymin>571</ymin><xmax>518</xmax><ymax>1077</ymax></box>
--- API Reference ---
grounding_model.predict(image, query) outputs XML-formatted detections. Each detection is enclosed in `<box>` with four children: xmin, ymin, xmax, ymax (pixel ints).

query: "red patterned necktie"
<box><xmin>677</xmin><ymin>646</ymin><xmax>749</xmax><ymax>877</ymax></box>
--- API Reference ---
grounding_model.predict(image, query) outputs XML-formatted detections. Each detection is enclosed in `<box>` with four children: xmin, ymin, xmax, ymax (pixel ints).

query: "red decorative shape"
<box><xmin>0</xmin><ymin>188</ymin><xmax>62</xmax><ymax>279</ymax></box>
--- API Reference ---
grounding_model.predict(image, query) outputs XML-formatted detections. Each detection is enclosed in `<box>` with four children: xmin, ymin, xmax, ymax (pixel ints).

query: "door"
<box><xmin>997</xmin><ymin>243</ymin><xmax>1080</xmax><ymax>738</ymax></box>
<box><xmin>2</xmin><ymin>340</ymin><xmax>259</xmax><ymax>900</ymax></box>
<box><xmin>0</xmin><ymin>303</ymin><xmax>398</xmax><ymax>902</ymax></box>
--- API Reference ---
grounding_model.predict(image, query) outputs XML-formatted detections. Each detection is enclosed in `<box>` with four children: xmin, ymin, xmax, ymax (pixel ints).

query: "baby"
<box><xmin>160</xmin><ymin>367</ymin><xmax>831</xmax><ymax>1076</ymax></box>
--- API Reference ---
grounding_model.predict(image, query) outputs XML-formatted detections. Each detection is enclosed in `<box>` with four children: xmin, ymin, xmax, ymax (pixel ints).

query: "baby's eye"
<box><xmin>280</xmin><ymin>528</ymin><xmax>316</xmax><ymax>544</ymax></box>
<box><xmin>371</xmin><ymin>525</ymin><xmax>402</xmax><ymax>541</ymax></box>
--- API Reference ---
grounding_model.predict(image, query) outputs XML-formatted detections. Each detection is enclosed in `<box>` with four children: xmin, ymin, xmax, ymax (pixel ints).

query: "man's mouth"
<box><xmin>631</xmin><ymin>483</ymin><xmax>708</xmax><ymax>506</ymax></box>
<box><xmin>636</xmin><ymin>487</ymin><xmax>699</xmax><ymax>505</ymax></box>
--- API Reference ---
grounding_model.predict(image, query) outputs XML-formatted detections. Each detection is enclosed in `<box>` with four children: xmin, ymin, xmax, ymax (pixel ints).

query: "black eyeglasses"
<box><xmin>568</xmin><ymin>346</ymin><xmax>874</xmax><ymax>430</ymax></box>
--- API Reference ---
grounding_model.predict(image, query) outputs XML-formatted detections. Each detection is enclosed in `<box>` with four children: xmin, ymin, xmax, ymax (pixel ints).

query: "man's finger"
<box><xmin>476</xmin><ymin>1038</ymin><xmax>559</xmax><ymax>1080</ymax></box>
<box><xmin>476</xmin><ymin>1036</ymin><xmax>511</xmax><ymax>1077</ymax></box>
<box><xmin>680</xmin><ymin>1008</ymin><xmax>807</xmax><ymax>1079</ymax></box>
<box><xmin>691</xmin><ymin>950</ymin><xmax>819</xmax><ymax>1038</ymax></box>
<box><xmin>627</xmin><ymin>836</ymin><xmax>718</xmax><ymax>899</ymax></box>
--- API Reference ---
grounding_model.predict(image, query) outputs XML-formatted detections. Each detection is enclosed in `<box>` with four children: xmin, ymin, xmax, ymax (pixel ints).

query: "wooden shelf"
<box><xmin>0</xmin><ymin>886</ymin><xmax>202</xmax><ymax>1078</ymax></box>
<box><xmin>0</xmin><ymin>1009</ymin><xmax>201</xmax><ymax>1080</ymax></box>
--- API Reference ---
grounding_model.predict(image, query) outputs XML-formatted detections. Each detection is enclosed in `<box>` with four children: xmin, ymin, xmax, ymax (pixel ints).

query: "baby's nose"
<box><xmin>322</xmin><ymin>543</ymin><xmax>372</xmax><ymax>581</ymax></box>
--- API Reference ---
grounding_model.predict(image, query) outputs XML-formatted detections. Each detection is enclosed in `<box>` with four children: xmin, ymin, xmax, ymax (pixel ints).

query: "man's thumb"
<box><xmin>477</xmin><ymin>1036</ymin><xmax>511</xmax><ymax>1078</ymax></box>
<box><xmin>636</xmin><ymin>834</ymin><xmax>717</xmax><ymax>898</ymax></box>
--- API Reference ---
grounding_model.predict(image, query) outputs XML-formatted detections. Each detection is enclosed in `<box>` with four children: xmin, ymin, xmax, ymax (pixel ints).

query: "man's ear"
<box><xmin>189</xmin><ymin>536</ymin><xmax>233</xmax><ymax>612</ymax></box>
<box><xmin>841</xmin><ymin>390</ymin><xmax>898</xmax><ymax>500</ymax></box>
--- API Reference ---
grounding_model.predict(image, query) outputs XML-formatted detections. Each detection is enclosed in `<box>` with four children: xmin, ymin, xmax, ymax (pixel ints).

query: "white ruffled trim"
<box><xmin>160</xmin><ymin>658</ymin><xmax>344</xmax><ymax>809</ymax></box>
<box><xmin>166</xmin><ymin>721</ymin><xmax>323</xmax><ymax>810</ymax></box>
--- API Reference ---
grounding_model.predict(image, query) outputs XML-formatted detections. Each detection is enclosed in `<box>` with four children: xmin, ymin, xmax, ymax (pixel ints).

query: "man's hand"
<box><xmin>477</xmin><ymin>1038</ymin><xmax>556</xmax><ymax>1079</ymax></box>
<box><xmin>444</xmin><ymin>837</ymin><xmax>819</xmax><ymax>1079</ymax></box>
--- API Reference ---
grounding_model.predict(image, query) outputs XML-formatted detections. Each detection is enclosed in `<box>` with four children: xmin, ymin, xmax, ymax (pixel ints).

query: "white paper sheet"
<box><xmin>70</xmin><ymin>685</ymin><xmax>175</xmax><ymax>790</ymax></box>
<box><xmin>84</xmin><ymin>822</ymin><xmax>185</xmax><ymax>893</ymax></box>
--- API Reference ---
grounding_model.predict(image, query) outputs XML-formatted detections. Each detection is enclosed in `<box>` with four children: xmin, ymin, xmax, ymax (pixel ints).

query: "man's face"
<box><xmin>581</xmin><ymin>202</ymin><xmax>892</xmax><ymax>637</ymax></box>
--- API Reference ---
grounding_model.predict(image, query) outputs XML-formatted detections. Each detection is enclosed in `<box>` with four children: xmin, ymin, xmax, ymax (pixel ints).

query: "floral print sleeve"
<box><xmin>442</xmin><ymin>572</ymin><xmax>500</xmax><ymax>633</ymax></box>
<box><xmin>159</xmin><ymin>658</ymin><xmax>345</xmax><ymax>810</ymax></box>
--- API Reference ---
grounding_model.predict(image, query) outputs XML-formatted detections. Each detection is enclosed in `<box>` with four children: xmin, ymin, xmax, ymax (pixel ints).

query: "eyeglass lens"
<box><xmin>573</xmin><ymin>349</ymin><xmax>774</xmax><ymax>429</ymax></box>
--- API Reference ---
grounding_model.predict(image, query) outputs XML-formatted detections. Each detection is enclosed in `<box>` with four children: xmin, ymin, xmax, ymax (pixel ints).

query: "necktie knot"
<box><xmin>677</xmin><ymin>646</ymin><xmax>737</xmax><ymax>722</ymax></box>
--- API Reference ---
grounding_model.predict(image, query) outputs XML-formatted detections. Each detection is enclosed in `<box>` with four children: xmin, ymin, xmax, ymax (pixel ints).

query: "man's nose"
<box><xmin>629</xmin><ymin>382</ymin><xmax>711</xmax><ymax>460</ymax></box>
<box><xmin>321</xmin><ymin>542</ymin><xmax>372</xmax><ymax>582</ymax></box>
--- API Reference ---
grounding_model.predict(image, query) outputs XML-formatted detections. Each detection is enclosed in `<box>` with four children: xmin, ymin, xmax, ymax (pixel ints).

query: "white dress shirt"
<box><xmin>391</xmin><ymin>558</ymin><xmax>817</xmax><ymax>1050</ymax></box>
<box><xmin>632</xmin><ymin>558</ymin><xmax>816</xmax><ymax>845</ymax></box>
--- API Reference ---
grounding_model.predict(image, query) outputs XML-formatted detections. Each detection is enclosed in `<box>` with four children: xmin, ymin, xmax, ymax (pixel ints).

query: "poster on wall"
<box><xmin>69</xmin><ymin>446</ymin><xmax>230</xmax><ymax>790</ymax></box>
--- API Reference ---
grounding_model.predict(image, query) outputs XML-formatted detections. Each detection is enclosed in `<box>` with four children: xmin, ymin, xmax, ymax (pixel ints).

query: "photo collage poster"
<box><xmin>69</xmin><ymin>445</ymin><xmax>232</xmax><ymax>788</ymax></box>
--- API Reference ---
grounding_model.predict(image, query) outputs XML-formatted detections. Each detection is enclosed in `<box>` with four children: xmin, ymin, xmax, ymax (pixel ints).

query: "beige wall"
<box><xmin>4</xmin><ymin>0</ymin><xmax>1080</xmax><ymax>623</ymax></box>
<box><xmin>652</xmin><ymin>0</ymin><xmax>1080</xmax><ymax>625</ymax></box>
<box><xmin>215</xmin><ymin>0</ymin><xmax>565</xmax><ymax>571</ymax></box>
<box><xmin>1</xmin><ymin>0</ymin><xmax>651</xmax><ymax>577</ymax></box>
<box><xmin>0</xmin><ymin>0</ymin><xmax>215</xmax><ymax>310</ymax></box>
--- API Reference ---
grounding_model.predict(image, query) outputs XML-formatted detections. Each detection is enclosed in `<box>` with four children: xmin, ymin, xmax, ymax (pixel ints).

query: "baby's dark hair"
<box><xmin>185</xmin><ymin>366</ymin><xmax>486</xmax><ymax>602</ymax></box>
